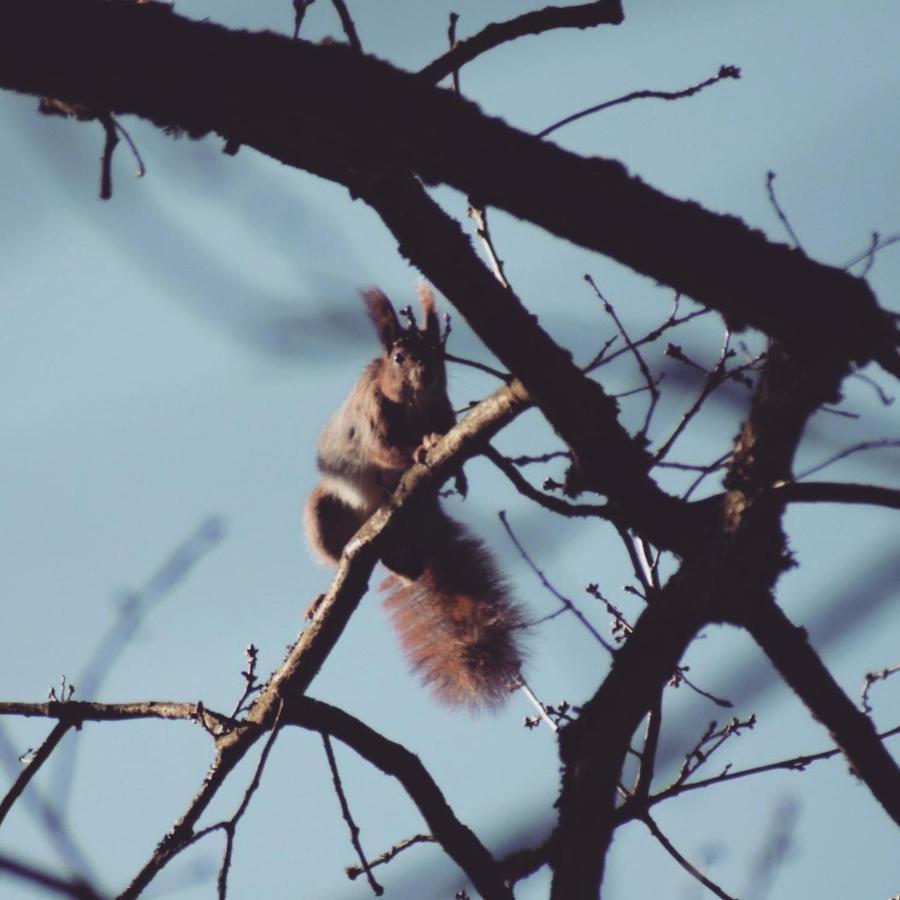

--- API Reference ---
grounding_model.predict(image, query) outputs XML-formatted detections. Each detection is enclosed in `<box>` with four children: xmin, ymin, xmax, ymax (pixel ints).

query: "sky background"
<box><xmin>1</xmin><ymin>1</ymin><xmax>899</xmax><ymax>898</ymax></box>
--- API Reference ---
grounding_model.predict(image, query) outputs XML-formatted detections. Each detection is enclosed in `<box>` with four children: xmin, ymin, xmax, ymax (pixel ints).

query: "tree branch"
<box><xmin>775</xmin><ymin>480</ymin><xmax>900</xmax><ymax>510</ymax></box>
<box><xmin>0</xmin><ymin>721</ymin><xmax>70</xmax><ymax>827</ymax></box>
<box><xmin>740</xmin><ymin>599</ymin><xmax>900</xmax><ymax>827</ymax></box>
<box><xmin>419</xmin><ymin>1</ymin><xmax>624</xmax><ymax>83</ymax></box>
<box><xmin>1</xmin><ymin>1</ymin><xmax>896</xmax><ymax>376</ymax></box>
<box><xmin>116</xmin><ymin>380</ymin><xmax>530</xmax><ymax>897</ymax></box>
<box><xmin>288</xmin><ymin>697</ymin><xmax>513</xmax><ymax>900</ymax></box>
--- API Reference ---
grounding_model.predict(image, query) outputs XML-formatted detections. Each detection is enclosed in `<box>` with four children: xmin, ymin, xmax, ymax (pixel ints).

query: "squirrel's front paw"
<box><xmin>413</xmin><ymin>432</ymin><xmax>443</xmax><ymax>464</ymax></box>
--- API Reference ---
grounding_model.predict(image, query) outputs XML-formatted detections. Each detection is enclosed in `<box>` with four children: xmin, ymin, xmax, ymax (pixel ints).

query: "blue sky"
<box><xmin>1</xmin><ymin>1</ymin><xmax>898</xmax><ymax>898</ymax></box>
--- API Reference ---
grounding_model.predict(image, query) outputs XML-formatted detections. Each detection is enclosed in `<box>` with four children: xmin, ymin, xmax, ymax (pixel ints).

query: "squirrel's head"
<box><xmin>363</xmin><ymin>284</ymin><xmax>446</xmax><ymax>406</ymax></box>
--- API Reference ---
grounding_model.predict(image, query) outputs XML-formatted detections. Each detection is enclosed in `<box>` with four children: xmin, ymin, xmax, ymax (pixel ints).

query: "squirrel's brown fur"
<box><xmin>305</xmin><ymin>285</ymin><xmax>526</xmax><ymax>709</ymax></box>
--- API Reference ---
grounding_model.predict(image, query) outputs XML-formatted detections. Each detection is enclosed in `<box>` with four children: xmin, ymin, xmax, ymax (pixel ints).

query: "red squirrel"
<box><xmin>305</xmin><ymin>284</ymin><xmax>526</xmax><ymax>709</ymax></box>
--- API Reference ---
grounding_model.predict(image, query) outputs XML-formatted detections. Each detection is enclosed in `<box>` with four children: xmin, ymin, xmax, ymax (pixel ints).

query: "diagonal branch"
<box><xmin>740</xmin><ymin>599</ymin><xmax>900</xmax><ymax>827</ymax></box>
<box><xmin>0</xmin><ymin>721</ymin><xmax>70</xmax><ymax>827</ymax></box>
<box><xmin>0</xmin><ymin>1</ymin><xmax>896</xmax><ymax>376</ymax></box>
<box><xmin>419</xmin><ymin>0</ymin><xmax>624</xmax><ymax>83</ymax></box>
<box><xmin>117</xmin><ymin>380</ymin><xmax>530</xmax><ymax>897</ymax></box>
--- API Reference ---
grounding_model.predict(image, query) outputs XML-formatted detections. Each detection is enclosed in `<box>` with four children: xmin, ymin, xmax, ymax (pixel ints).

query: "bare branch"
<box><xmin>796</xmin><ymin>438</ymin><xmax>900</xmax><ymax>479</ymax></box>
<box><xmin>499</xmin><ymin>511</ymin><xmax>616</xmax><ymax>653</ymax></box>
<box><xmin>585</xmin><ymin>275</ymin><xmax>660</xmax><ymax>438</ymax></box>
<box><xmin>632</xmin><ymin>700</ymin><xmax>662</xmax><ymax>801</ymax></box>
<box><xmin>652</xmin><ymin>725</ymin><xmax>900</xmax><ymax>803</ymax></box>
<box><xmin>330</xmin><ymin>0</ymin><xmax>362</xmax><ymax>52</ymax></box>
<box><xmin>766</xmin><ymin>170</ymin><xmax>804</xmax><ymax>252</ymax></box>
<box><xmin>0</xmin><ymin>721</ymin><xmax>70</xmax><ymax>827</ymax></box>
<box><xmin>842</xmin><ymin>230</ymin><xmax>900</xmax><ymax>270</ymax></box>
<box><xmin>538</xmin><ymin>64</ymin><xmax>740</xmax><ymax>139</ymax></box>
<box><xmin>484</xmin><ymin>446</ymin><xmax>610</xmax><ymax>519</ymax></box>
<box><xmin>4</xmin><ymin>3</ymin><xmax>895</xmax><ymax>376</ymax></box>
<box><xmin>322</xmin><ymin>732</ymin><xmax>384</xmax><ymax>896</ymax></box>
<box><xmin>741</xmin><ymin>599</ymin><xmax>900</xmax><ymax>826</ymax></box>
<box><xmin>641</xmin><ymin>813</ymin><xmax>737</xmax><ymax>900</ymax></box>
<box><xmin>286</xmin><ymin>697</ymin><xmax>514</xmax><ymax>900</ymax></box>
<box><xmin>292</xmin><ymin>0</ymin><xmax>317</xmax><ymax>40</ymax></box>
<box><xmin>862</xmin><ymin>664</ymin><xmax>900</xmax><ymax>715</ymax></box>
<box><xmin>419</xmin><ymin>1</ymin><xmax>624</xmax><ymax>83</ymax></box>
<box><xmin>346</xmin><ymin>834</ymin><xmax>436</xmax><ymax>881</ymax></box>
<box><xmin>444</xmin><ymin>352</ymin><xmax>509</xmax><ymax>381</ymax></box>
<box><xmin>216</xmin><ymin>700</ymin><xmax>286</xmax><ymax>898</ymax></box>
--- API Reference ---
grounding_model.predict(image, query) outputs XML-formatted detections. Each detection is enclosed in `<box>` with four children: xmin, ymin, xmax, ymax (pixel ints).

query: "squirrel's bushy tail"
<box><xmin>381</xmin><ymin>516</ymin><xmax>526</xmax><ymax>709</ymax></box>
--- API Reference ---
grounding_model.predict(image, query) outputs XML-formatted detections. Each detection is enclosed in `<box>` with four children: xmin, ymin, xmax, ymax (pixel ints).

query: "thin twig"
<box><xmin>796</xmin><ymin>438</ymin><xmax>900</xmax><ymax>479</ymax></box>
<box><xmin>443</xmin><ymin>351</ymin><xmax>509</xmax><ymax>381</ymax></box>
<box><xmin>447</xmin><ymin>12</ymin><xmax>461</xmax><ymax>94</ymax></box>
<box><xmin>842</xmin><ymin>230</ymin><xmax>900</xmax><ymax>270</ymax></box>
<box><xmin>499</xmin><ymin>511</ymin><xmax>616</xmax><ymax>653</ymax></box>
<box><xmin>485</xmin><ymin>446</ymin><xmax>610</xmax><ymax>519</ymax></box>
<box><xmin>651</xmin><ymin>725</ymin><xmax>900</xmax><ymax>803</ymax></box>
<box><xmin>581</xmin><ymin>334</ymin><xmax>619</xmax><ymax>371</ymax></box>
<box><xmin>672</xmin><ymin>671</ymin><xmax>733</xmax><ymax>708</ymax></box>
<box><xmin>507</xmin><ymin>450</ymin><xmax>571</xmax><ymax>467</ymax></box>
<box><xmin>0</xmin><ymin>729</ymin><xmax>97</xmax><ymax>885</ymax></box>
<box><xmin>862</xmin><ymin>664</ymin><xmax>900</xmax><ymax>714</ymax></box>
<box><xmin>851</xmin><ymin>370</ymin><xmax>894</xmax><ymax>406</ymax></box>
<box><xmin>765</xmin><ymin>171</ymin><xmax>804</xmax><ymax>252</ymax></box>
<box><xmin>347</xmin><ymin>834</ymin><xmax>436</xmax><ymax>880</ymax></box>
<box><xmin>653</xmin><ymin>337</ymin><xmax>760</xmax><ymax>465</ymax></box>
<box><xmin>680</xmin><ymin>451</ymin><xmax>733</xmax><ymax>501</ymax></box>
<box><xmin>330</xmin><ymin>0</ymin><xmax>362</xmax><ymax>52</ymax></box>
<box><xmin>443</xmin><ymin>12</ymin><xmax>513</xmax><ymax>292</ymax></box>
<box><xmin>113</xmin><ymin>118</ymin><xmax>146</xmax><ymax>179</ymax></box>
<box><xmin>538</xmin><ymin>64</ymin><xmax>740</xmax><ymax>139</ymax></box>
<box><xmin>671</xmin><ymin>716</ymin><xmax>757</xmax><ymax>788</ymax></box>
<box><xmin>632</xmin><ymin>699</ymin><xmax>662</xmax><ymax>800</ymax></box>
<box><xmin>642</xmin><ymin>812</ymin><xmax>737</xmax><ymax>900</ymax></box>
<box><xmin>517</xmin><ymin>679</ymin><xmax>560</xmax><ymax>733</ymax></box>
<box><xmin>217</xmin><ymin>699</ymin><xmax>286</xmax><ymax>899</ymax></box>
<box><xmin>230</xmin><ymin>643</ymin><xmax>262</xmax><ymax>718</ymax></box>
<box><xmin>468</xmin><ymin>205</ymin><xmax>511</xmax><ymax>288</ymax></box>
<box><xmin>585</xmin><ymin>274</ymin><xmax>660</xmax><ymax>437</ymax></box>
<box><xmin>419</xmin><ymin>0</ymin><xmax>624</xmax><ymax>83</ymax></box>
<box><xmin>584</xmin><ymin>304</ymin><xmax>709</xmax><ymax>374</ymax></box>
<box><xmin>322</xmin><ymin>733</ymin><xmax>383</xmax><ymax>895</ymax></box>
<box><xmin>292</xmin><ymin>0</ymin><xmax>317</xmax><ymax>39</ymax></box>
<box><xmin>98</xmin><ymin>112</ymin><xmax>118</xmax><ymax>200</ymax></box>
<box><xmin>0</xmin><ymin>721</ymin><xmax>70</xmax><ymax>827</ymax></box>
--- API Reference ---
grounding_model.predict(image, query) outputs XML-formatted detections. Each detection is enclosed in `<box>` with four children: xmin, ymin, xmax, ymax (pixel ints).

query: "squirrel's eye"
<box><xmin>392</xmin><ymin>351</ymin><xmax>405</xmax><ymax>364</ymax></box>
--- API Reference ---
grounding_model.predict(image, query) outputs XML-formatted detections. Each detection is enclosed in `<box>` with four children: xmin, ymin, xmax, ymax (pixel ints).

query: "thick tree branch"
<box><xmin>0</xmin><ymin>1</ymin><xmax>896</xmax><ymax>376</ymax></box>
<box><xmin>549</xmin><ymin>342</ymin><xmax>884</xmax><ymax>898</ymax></box>
<box><xmin>354</xmin><ymin>170</ymin><xmax>701</xmax><ymax>554</ymax></box>
<box><xmin>740</xmin><ymin>599</ymin><xmax>900</xmax><ymax>827</ymax></box>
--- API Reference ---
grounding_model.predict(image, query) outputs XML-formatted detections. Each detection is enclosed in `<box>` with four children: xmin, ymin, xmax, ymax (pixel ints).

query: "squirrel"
<box><xmin>304</xmin><ymin>284</ymin><xmax>526</xmax><ymax>709</ymax></box>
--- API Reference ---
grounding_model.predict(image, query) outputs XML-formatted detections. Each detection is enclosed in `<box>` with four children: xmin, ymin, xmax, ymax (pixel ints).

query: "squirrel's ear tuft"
<box><xmin>362</xmin><ymin>288</ymin><xmax>401</xmax><ymax>349</ymax></box>
<box><xmin>417</xmin><ymin>281</ymin><xmax>441</xmax><ymax>345</ymax></box>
